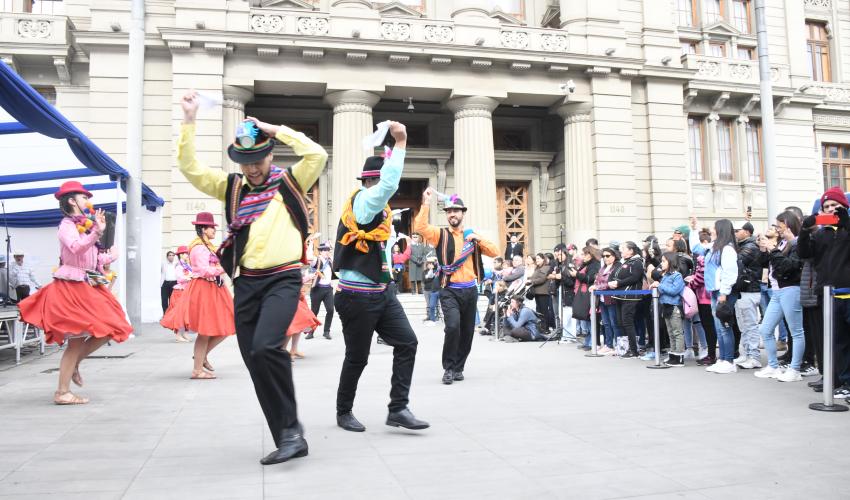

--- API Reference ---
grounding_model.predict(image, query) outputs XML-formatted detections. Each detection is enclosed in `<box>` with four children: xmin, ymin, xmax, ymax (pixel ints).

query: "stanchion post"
<box><xmin>647</xmin><ymin>287</ymin><xmax>669</xmax><ymax>370</ymax></box>
<box><xmin>811</xmin><ymin>286</ymin><xmax>848</xmax><ymax>412</ymax></box>
<box><xmin>493</xmin><ymin>286</ymin><xmax>500</xmax><ymax>341</ymax></box>
<box><xmin>585</xmin><ymin>292</ymin><xmax>603</xmax><ymax>358</ymax></box>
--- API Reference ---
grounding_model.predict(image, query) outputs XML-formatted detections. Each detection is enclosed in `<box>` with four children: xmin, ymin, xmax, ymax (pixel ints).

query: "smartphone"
<box><xmin>816</xmin><ymin>214</ymin><xmax>839</xmax><ymax>225</ymax></box>
<box><xmin>746</xmin><ymin>205</ymin><xmax>752</xmax><ymax>213</ymax></box>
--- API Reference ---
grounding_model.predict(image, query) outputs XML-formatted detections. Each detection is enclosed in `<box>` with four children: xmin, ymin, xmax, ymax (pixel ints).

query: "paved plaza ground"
<box><xmin>1</xmin><ymin>315</ymin><xmax>848</xmax><ymax>500</ymax></box>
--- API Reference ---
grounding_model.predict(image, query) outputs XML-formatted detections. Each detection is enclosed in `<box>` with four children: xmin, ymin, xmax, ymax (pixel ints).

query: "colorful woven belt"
<box><xmin>338</xmin><ymin>279</ymin><xmax>386</xmax><ymax>294</ymax></box>
<box><xmin>239</xmin><ymin>261</ymin><xmax>301</xmax><ymax>277</ymax></box>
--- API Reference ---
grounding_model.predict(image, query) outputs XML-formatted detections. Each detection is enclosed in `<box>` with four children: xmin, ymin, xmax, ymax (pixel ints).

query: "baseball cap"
<box><xmin>733</xmin><ymin>220</ymin><xmax>754</xmax><ymax>234</ymax></box>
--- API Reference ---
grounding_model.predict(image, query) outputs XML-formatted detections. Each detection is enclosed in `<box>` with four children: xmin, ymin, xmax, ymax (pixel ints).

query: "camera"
<box><xmin>559</xmin><ymin>80</ymin><xmax>576</xmax><ymax>94</ymax></box>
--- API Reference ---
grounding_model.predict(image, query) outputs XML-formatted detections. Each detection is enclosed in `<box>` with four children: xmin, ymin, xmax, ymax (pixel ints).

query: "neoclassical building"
<box><xmin>1</xmin><ymin>0</ymin><xmax>847</xmax><ymax>253</ymax></box>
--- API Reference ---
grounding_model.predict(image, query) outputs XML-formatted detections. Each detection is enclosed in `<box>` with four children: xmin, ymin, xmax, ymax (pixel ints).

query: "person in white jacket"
<box><xmin>703</xmin><ymin>219</ymin><xmax>740</xmax><ymax>374</ymax></box>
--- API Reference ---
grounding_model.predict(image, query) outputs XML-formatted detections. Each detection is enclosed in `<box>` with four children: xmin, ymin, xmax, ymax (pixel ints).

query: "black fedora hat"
<box><xmin>226</xmin><ymin>121</ymin><xmax>276</xmax><ymax>164</ymax></box>
<box><xmin>443</xmin><ymin>194</ymin><xmax>468</xmax><ymax>212</ymax></box>
<box><xmin>357</xmin><ymin>156</ymin><xmax>384</xmax><ymax>180</ymax></box>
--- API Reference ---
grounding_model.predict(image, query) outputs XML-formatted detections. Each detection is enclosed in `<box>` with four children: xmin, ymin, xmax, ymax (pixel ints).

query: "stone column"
<box><xmin>556</xmin><ymin>103</ymin><xmax>596</xmax><ymax>247</ymax></box>
<box><xmin>736</xmin><ymin>115</ymin><xmax>750</xmax><ymax>183</ymax></box>
<box><xmin>706</xmin><ymin>113</ymin><xmax>720</xmax><ymax>183</ymax></box>
<box><xmin>446</xmin><ymin>96</ymin><xmax>499</xmax><ymax>243</ymax></box>
<box><xmin>324</xmin><ymin>90</ymin><xmax>380</xmax><ymax>226</ymax></box>
<box><xmin>221</xmin><ymin>85</ymin><xmax>253</xmax><ymax>175</ymax></box>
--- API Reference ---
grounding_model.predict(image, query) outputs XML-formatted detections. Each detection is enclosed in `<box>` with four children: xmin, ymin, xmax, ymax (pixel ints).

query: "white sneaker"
<box><xmin>705</xmin><ymin>361</ymin><xmax>722</xmax><ymax>373</ymax></box>
<box><xmin>712</xmin><ymin>360</ymin><xmax>738</xmax><ymax>374</ymax></box>
<box><xmin>698</xmin><ymin>348</ymin><xmax>708</xmax><ymax>359</ymax></box>
<box><xmin>754</xmin><ymin>366</ymin><xmax>782</xmax><ymax>379</ymax></box>
<box><xmin>737</xmin><ymin>357</ymin><xmax>762</xmax><ymax>370</ymax></box>
<box><xmin>777</xmin><ymin>368</ymin><xmax>803</xmax><ymax>382</ymax></box>
<box><xmin>733</xmin><ymin>354</ymin><xmax>747</xmax><ymax>365</ymax></box>
<box><xmin>683</xmin><ymin>350</ymin><xmax>695</xmax><ymax>360</ymax></box>
<box><xmin>801</xmin><ymin>365</ymin><xmax>820</xmax><ymax>378</ymax></box>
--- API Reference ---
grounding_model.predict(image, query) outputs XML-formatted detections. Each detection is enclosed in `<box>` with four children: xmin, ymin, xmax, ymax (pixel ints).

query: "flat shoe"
<box><xmin>54</xmin><ymin>391</ymin><xmax>89</xmax><ymax>405</ymax></box>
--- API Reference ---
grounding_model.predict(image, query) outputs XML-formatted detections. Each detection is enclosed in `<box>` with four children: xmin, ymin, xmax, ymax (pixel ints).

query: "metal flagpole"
<box><xmin>754</xmin><ymin>0</ymin><xmax>779</xmax><ymax>222</ymax></box>
<box><xmin>125</xmin><ymin>0</ymin><xmax>145</xmax><ymax>327</ymax></box>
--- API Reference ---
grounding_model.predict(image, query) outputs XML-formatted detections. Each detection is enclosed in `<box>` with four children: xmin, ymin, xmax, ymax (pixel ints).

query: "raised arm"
<box><xmin>414</xmin><ymin>188</ymin><xmax>441</xmax><ymax>246</ymax></box>
<box><xmin>178</xmin><ymin>91</ymin><xmax>228</xmax><ymax>201</ymax></box>
<box><xmin>353</xmin><ymin>122</ymin><xmax>407</xmax><ymax>223</ymax></box>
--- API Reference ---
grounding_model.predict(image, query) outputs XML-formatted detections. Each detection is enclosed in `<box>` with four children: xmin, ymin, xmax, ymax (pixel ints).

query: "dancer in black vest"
<box><xmin>308</xmin><ymin>242</ymin><xmax>334</xmax><ymax>339</ymax></box>
<box><xmin>178</xmin><ymin>91</ymin><xmax>327</xmax><ymax>465</ymax></box>
<box><xmin>333</xmin><ymin>121</ymin><xmax>429</xmax><ymax>433</ymax></box>
<box><xmin>415</xmin><ymin>188</ymin><xmax>500</xmax><ymax>384</ymax></box>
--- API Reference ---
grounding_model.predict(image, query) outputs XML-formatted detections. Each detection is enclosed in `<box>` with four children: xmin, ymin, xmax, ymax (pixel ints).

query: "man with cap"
<box><xmin>10</xmin><ymin>251</ymin><xmax>40</xmax><ymax>301</ymax></box>
<box><xmin>799</xmin><ymin>186</ymin><xmax>850</xmax><ymax>398</ymax></box>
<box><xmin>332</xmin><ymin>121</ymin><xmax>429</xmax><ymax>433</ymax></box>
<box><xmin>672</xmin><ymin>225</ymin><xmax>690</xmax><ymax>242</ymax></box>
<box><xmin>178</xmin><ymin>90</ymin><xmax>327</xmax><ymax>465</ymax></box>
<box><xmin>415</xmin><ymin>188</ymin><xmax>500</xmax><ymax>384</ymax></box>
<box><xmin>308</xmin><ymin>241</ymin><xmax>334</xmax><ymax>339</ymax></box>
<box><xmin>732</xmin><ymin>220</ymin><xmax>766</xmax><ymax>370</ymax></box>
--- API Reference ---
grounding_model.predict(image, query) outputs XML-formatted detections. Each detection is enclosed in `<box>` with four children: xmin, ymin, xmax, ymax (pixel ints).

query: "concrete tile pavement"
<box><xmin>1</xmin><ymin>319</ymin><xmax>849</xmax><ymax>499</ymax></box>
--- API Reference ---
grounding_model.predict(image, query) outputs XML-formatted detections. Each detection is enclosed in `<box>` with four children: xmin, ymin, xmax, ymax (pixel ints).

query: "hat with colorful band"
<box><xmin>227</xmin><ymin>121</ymin><xmax>276</xmax><ymax>164</ymax></box>
<box><xmin>357</xmin><ymin>156</ymin><xmax>385</xmax><ymax>180</ymax></box>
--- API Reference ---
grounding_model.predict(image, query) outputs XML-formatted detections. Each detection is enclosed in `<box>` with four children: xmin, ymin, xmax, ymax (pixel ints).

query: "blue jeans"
<box><xmin>579</xmin><ymin>319</ymin><xmax>592</xmax><ymax>346</ymax></box>
<box><xmin>601</xmin><ymin>303</ymin><xmax>621</xmax><ymax>348</ymax></box>
<box><xmin>682</xmin><ymin>314</ymin><xmax>707</xmax><ymax>350</ymax></box>
<box><xmin>426</xmin><ymin>291</ymin><xmax>440</xmax><ymax>321</ymax></box>
<box><xmin>761</xmin><ymin>284</ymin><xmax>789</xmax><ymax>341</ymax></box>
<box><xmin>759</xmin><ymin>286</ymin><xmax>805</xmax><ymax>370</ymax></box>
<box><xmin>710</xmin><ymin>291</ymin><xmax>737</xmax><ymax>362</ymax></box>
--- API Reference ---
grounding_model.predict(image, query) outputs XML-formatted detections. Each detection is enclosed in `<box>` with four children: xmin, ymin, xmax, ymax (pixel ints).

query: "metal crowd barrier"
<box><xmin>588</xmin><ymin>289</ymin><xmax>668</xmax><ymax>369</ymax></box>
<box><xmin>810</xmin><ymin>286</ymin><xmax>850</xmax><ymax>412</ymax></box>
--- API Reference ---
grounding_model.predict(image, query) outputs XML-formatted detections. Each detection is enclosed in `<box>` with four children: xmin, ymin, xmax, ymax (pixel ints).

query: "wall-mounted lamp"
<box><xmin>661</xmin><ymin>56</ymin><xmax>672</xmax><ymax>65</ymax></box>
<box><xmin>604</xmin><ymin>47</ymin><xmax>616</xmax><ymax>56</ymax></box>
<box><xmin>407</xmin><ymin>97</ymin><xmax>415</xmax><ymax>113</ymax></box>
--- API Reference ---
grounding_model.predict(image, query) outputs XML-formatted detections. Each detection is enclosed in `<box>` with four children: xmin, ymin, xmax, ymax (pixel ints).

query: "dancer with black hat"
<box><xmin>178</xmin><ymin>90</ymin><xmax>327</xmax><ymax>465</ymax></box>
<box><xmin>18</xmin><ymin>181</ymin><xmax>133</xmax><ymax>404</ymax></box>
<box><xmin>332</xmin><ymin>121</ymin><xmax>429</xmax><ymax>433</ymax></box>
<box><xmin>307</xmin><ymin>241</ymin><xmax>335</xmax><ymax>339</ymax></box>
<box><xmin>415</xmin><ymin>189</ymin><xmax>499</xmax><ymax>384</ymax></box>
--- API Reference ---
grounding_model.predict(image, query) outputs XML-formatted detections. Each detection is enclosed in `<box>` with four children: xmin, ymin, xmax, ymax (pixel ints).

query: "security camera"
<box><xmin>406</xmin><ymin>97</ymin><xmax>415</xmax><ymax>113</ymax></box>
<box><xmin>559</xmin><ymin>80</ymin><xmax>577</xmax><ymax>94</ymax></box>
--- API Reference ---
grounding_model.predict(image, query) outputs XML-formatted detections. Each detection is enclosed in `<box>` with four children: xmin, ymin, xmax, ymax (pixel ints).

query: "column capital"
<box><xmin>554</xmin><ymin>102</ymin><xmax>593</xmax><ymax>122</ymax></box>
<box><xmin>324</xmin><ymin>90</ymin><xmax>380</xmax><ymax>114</ymax></box>
<box><xmin>446</xmin><ymin>96</ymin><xmax>500</xmax><ymax>119</ymax></box>
<box><xmin>222</xmin><ymin>85</ymin><xmax>253</xmax><ymax>111</ymax></box>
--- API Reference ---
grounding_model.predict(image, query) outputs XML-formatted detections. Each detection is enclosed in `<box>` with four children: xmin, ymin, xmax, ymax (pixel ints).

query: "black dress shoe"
<box><xmin>442</xmin><ymin>369</ymin><xmax>453</xmax><ymax>385</ymax></box>
<box><xmin>386</xmin><ymin>408</ymin><xmax>429</xmax><ymax>430</ymax></box>
<box><xmin>323</xmin><ymin>332</ymin><xmax>331</xmax><ymax>339</ymax></box>
<box><xmin>453</xmin><ymin>371</ymin><xmax>464</xmax><ymax>381</ymax></box>
<box><xmin>305</xmin><ymin>332</ymin><xmax>314</xmax><ymax>340</ymax></box>
<box><xmin>336</xmin><ymin>412</ymin><xmax>366</xmax><ymax>432</ymax></box>
<box><xmin>807</xmin><ymin>377</ymin><xmax>823</xmax><ymax>388</ymax></box>
<box><xmin>260</xmin><ymin>425</ymin><xmax>308</xmax><ymax>465</ymax></box>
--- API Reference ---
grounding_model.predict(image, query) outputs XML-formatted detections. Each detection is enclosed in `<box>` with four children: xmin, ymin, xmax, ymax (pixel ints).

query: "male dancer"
<box><xmin>178</xmin><ymin>90</ymin><xmax>327</xmax><ymax>465</ymax></box>
<box><xmin>333</xmin><ymin>121</ymin><xmax>429</xmax><ymax>433</ymax></box>
<box><xmin>415</xmin><ymin>188</ymin><xmax>499</xmax><ymax>384</ymax></box>
<box><xmin>308</xmin><ymin>242</ymin><xmax>334</xmax><ymax>339</ymax></box>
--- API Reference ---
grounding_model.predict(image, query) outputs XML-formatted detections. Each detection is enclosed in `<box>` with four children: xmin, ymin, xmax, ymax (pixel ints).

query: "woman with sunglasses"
<box><xmin>590</xmin><ymin>247</ymin><xmax>622</xmax><ymax>353</ymax></box>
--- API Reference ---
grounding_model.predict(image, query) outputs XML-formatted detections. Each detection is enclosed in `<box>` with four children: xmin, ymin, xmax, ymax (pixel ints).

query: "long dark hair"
<box><xmin>195</xmin><ymin>225</ymin><xmax>217</xmax><ymax>255</ymax></box>
<box><xmin>673</xmin><ymin>238</ymin><xmax>689</xmax><ymax>255</ymax></box>
<box><xmin>777</xmin><ymin>210</ymin><xmax>801</xmax><ymax>255</ymax></box>
<box><xmin>59</xmin><ymin>193</ymin><xmax>78</xmax><ymax>217</ymax></box>
<box><xmin>622</xmin><ymin>241</ymin><xmax>641</xmax><ymax>259</ymax></box>
<box><xmin>662</xmin><ymin>251</ymin><xmax>679</xmax><ymax>275</ymax></box>
<box><xmin>711</xmin><ymin>219</ymin><xmax>736</xmax><ymax>257</ymax></box>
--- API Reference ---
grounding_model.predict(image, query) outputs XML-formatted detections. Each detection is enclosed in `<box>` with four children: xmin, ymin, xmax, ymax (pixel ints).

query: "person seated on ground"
<box><xmin>502</xmin><ymin>296</ymin><xmax>543</xmax><ymax>342</ymax></box>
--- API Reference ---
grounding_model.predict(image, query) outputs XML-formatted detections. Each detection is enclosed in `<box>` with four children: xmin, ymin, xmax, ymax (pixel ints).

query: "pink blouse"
<box><xmin>173</xmin><ymin>262</ymin><xmax>192</xmax><ymax>290</ymax></box>
<box><xmin>54</xmin><ymin>218</ymin><xmax>103</xmax><ymax>282</ymax></box>
<box><xmin>190</xmin><ymin>243</ymin><xmax>224</xmax><ymax>280</ymax></box>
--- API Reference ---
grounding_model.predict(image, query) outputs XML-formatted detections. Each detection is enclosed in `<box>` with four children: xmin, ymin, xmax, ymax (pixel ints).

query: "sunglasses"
<box><xmin>603</xmin><ymin>254</ymin><xmax>613</xmax><ymax>258</ymax></box>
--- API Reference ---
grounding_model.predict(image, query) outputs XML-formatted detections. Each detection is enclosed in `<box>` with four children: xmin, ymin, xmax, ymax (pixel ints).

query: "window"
<box><xmin>732</xmin><ymin>0</ymin><xmax>751</xmax><ymax>33</ymax></box>
<box><xmin>688</xmin><ymin>117</ymin><xmax>705</xmax><ymax>180</ymax></box>
<box><xmin>736</xmin><ymin>47</ymin><xmax>754</xmax><ymax>60</ymax></box>
<box><xmin>745</xmin><ymin>121</ymin><xmax>763</xmax><ymax>183</ymax></box>
<box><xmin>33</xmin><ymin>86</ymin><xmax>56</xmax><ymax>105</ymax></box>
<box><xmin>704</xmin><ymin>0</ymin><xmax>722</xmax><ymax>24</ymax></box>
<box><xmin>807</xmin><ymin>22</ymin><xmax>831</xmax><ymax>82</ymax></box>
<box><xmin>709</xmin><ymin>43</ymin><xmax>726</xmax><ymax>57</ymax></box>
<box><xmin>677</xmin><ymin>0</ymin><xmax>696</xmax><ymax>27</ymax></box>
<box><xmin>494</xmin><ymin>128</ymin><xmax>531</xmax><ymax>150</ymax></box>
<box><xmin>30</xmin><ymin>0</ymin><xmax>64</xmax><ymax>15</ymax></box>
<box><xmin>682</xmin><ymin>42</ymin><xmax>698</xmax><ymax>56</ymax></box>
<box><xmin>717</xmin><ymin>119</ymin><xmax>734</xmax><ymax>181</ymax></box>
<box><xmin>822</xmin><ymin>144</ymin><xmax>850</xmax><ymax>190</ymax></box>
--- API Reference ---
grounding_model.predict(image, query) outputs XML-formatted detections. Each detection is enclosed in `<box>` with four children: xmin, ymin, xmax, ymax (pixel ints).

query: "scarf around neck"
<box><xmin>218</xmin><ymin>166</ymin><xmax>284</xmax><ymax>256</ymax></box>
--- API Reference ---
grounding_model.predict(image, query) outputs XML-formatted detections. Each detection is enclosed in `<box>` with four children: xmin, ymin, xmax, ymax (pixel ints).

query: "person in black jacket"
<box><xmin>755</xmin><ymin>211</ymin><xmax>806</xmax><ymax>383</ymax></box>
<box><xmin>504</xmin><ymin>234</ymin><xmax>524</xmax><ymax>261</ymax></box>
<box><xmin>572</xmin><ymin>246</ymin><xmax>601</xmax><ymax>350</ymax></box>
<box><xmin>799</xmin><ymin>187</ymin><xmax>850</xmax><ymax>396</ymax></box>
<box><xmin>733</xmin><ymin>221</ymin><xmax>767</xmax><ymax>369</ymax></box>
<box><xmin>608</xmin><ymin>241</ymin><xmax>644</xmax><ymax>358</ymax></box>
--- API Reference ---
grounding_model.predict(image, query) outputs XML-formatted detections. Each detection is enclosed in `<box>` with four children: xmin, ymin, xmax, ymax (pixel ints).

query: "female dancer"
<box><xmin>160</xmin><ymin>245</ymin><xmax>192</xmax><ymax>342</ymax></box>
<box><xmin>18</xmin><ymin>181</ymin><xmax>133</xmax><ymax>404</ymax></box>
<box><xmin>165</xmin><ymin>212</ymin><xmax>235</xmax><ymax>379</ymax></box>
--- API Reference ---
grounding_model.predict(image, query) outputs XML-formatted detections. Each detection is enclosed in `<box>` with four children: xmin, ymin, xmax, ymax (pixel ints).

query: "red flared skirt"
<box><xmin>159</xmin><ymin>289</ymin><xmax>184</xmax><ymax>333</ymax></box>
<box><xmin>286</xmin><ymin>295</ymin><xmax>321</xmax><ymax>337</ymax></box>
<box><xmin>160</xmin><ymin>279</ymin><xmax>234</xmax><ymax>337</ymax></box>
<box><xmin>18</xmin><ymin>279</ymin><xmax>133</xmax><ymax>345</ymax></box>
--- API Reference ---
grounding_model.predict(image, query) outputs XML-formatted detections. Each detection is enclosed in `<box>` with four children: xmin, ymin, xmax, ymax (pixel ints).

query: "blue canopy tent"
<box><xmin>0</xmin><ymin>62</ymin><xmax>165</xmax><ymax>321</ymax></box>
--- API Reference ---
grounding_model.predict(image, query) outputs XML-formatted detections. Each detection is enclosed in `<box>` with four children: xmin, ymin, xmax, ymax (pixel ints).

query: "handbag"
<box><xmin>682</xmin><ymin>286</ymin><xmax>698</xmax><ymax>318</ymax></box>
<box><xmin>525</xmin><ymin>287</ymin><xmax>535</xmax><ymax>300</ymax></box>
<box><xmin>571</xmin><ymin>290</ymin><xmax>591</xmax><ymax>320</ymax></box>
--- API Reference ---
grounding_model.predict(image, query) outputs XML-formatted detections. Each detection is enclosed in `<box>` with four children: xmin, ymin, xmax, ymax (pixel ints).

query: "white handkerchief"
<box><xmin>362</xmin><ymin>120</ymin><xmax>391</xmax><ymax>153</ymax></box>
<box><xmin>196</xmin><ymin>91</ymin><xmax>222</xmax><ymax>111</ymax></box>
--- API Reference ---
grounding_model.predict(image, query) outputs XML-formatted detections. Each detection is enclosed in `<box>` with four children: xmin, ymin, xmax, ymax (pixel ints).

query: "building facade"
<box><xmin>0</xmin><ymin>0</ymin><xmax>846</xmax><ymax>254</ymax></box>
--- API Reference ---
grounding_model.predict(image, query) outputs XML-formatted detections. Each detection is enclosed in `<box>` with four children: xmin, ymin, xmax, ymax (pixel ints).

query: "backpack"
<box><xmin>732</xmin><ymin>254</ymin><xmax>757</xmax><ymax>294</ymax></box>
<box><xmin>682</xmin><ymin>286</ymin><xmax>698</xmax><ymax>319</ymax></box>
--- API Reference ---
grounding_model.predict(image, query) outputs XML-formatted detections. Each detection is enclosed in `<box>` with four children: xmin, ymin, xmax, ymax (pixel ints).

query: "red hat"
<box><xmin>191</xmin><ymin>212</ymin><xmax>217</xmax><ymax>227</ymax></box>
<box><xmin>821</xmin><ymin>186</ymin><xmax>849</xmax><ymax>208</ymax></box>
<box><xmin>54</xmin><ymin>181</ymin><xmax>93</xmax><ymax>200</ymax></box>
<box><xmin>176</xmin><ymin>245</ymin><xmax>189</xmax><ymax>255</ymax></box>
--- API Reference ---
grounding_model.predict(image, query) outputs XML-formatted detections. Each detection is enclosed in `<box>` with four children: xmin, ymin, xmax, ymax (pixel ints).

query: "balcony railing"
<box><xmin>0</xmin><ymin>10</ymin><xmax>69</xmax><ymax>45</ymax></box>
<box><xmin>682</xmin><ymin>54</ymin><xmax>788</xmax><ymax>87</ymax></box>
<box><xmin>801</xmin><ymin>82</ymin><xmax>850</xmax><ymax>104</ymax></box>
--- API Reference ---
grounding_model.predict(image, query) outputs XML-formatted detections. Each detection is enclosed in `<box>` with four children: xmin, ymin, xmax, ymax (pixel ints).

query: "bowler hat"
<box><xmin>54</xmin><ymin>181</ymin><xmax>93</xmax><ymax>200</ymax></box>
<box><xmin>357</xmin><ymin>156</ymin><xmax>385</xmax><ymax>180</ymax></box>
<box><xmin>191</xmin><ymin>212</ymin><xmax>218</xmax><ymax>227</ymax></box>
<box><xmin>443</xmin><ymin>194</ymin><xmax>468</xmax><ymax>212</ymax></box>
<box><xmin>226</xmin><ymin>121</ymin><xmax>276</xmax><ymax>164</ymax></box>
<box><xmin>176</xmin><ymin>245</ymin><xmax>189</xmax><ymax>255</ymax></box>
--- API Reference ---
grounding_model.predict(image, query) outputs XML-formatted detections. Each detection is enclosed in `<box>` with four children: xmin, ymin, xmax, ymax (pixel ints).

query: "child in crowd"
<box><xmin>652</xmin><ymin>252</ymin><xmax>686</xmax><ymax>366</ymax></box>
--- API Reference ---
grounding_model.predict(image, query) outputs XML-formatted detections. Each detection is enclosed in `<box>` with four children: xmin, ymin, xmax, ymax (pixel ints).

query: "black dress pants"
<box><xmin>310</xmin><ymin>285</ymin><xmax>334</xmax><ymax>334</ymax></box>
<box><xmin>161</xmin><ymin>280</ymin><xmax>176</xmax><ymax>313</ymax></box>
<box><xmin>616</xmin><ymin>300</ymin><xmax>639</xmax><ymax>355</ymax></box>
<box><xmin>335</xmin><ymin>289</ymin><xmax>418</xmax><ymax>414</ymax></box>
<box><xmin>233</xmin><ymin>270</ymin><xmax>301</xmax><ymax>446</ymax></box>
<box><xmin>440</xmin><ymin>286</ymin><xmax>479</xmax><ymax>372</ymax></box>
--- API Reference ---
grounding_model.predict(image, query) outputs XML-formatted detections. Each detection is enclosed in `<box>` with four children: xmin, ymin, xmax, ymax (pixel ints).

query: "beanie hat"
<box><xmin>821</xmin><ymin>186</ymin><xmax>849</xmax><ymax>208</ymax></box>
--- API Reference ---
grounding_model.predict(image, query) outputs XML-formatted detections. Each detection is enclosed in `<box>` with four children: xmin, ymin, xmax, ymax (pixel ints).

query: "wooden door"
<box><xmin>496</xmin><ymin>182</ymin><xmax>529</xmax><ymax>254</ymax></box>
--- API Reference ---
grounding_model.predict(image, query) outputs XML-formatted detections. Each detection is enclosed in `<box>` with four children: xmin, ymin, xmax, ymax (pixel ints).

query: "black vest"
<box><xmin>333</xmin><ymin>192</ymin><xmax>389</xmax><ymax>283</ymax></box>
<box><xmin>435</xmin><ymin>228</ymin><xmax>484</xmax><ymax>288</ymax></box>
<box><xmin>221</xmin><ymin>169</ymin><xmax>310</xmax><ymax>277</ymax></box>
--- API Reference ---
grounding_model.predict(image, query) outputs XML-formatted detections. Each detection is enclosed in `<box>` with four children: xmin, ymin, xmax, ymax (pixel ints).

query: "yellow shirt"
<box><xmin>414</xmin><ymin>205</ymin><xmax>499</xmax><ymax>284</ymax></box>
<box><xmin>177</xmin><ymin>123</ymin><xmax>328</xmax><ymax>270</ymax></box>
